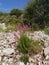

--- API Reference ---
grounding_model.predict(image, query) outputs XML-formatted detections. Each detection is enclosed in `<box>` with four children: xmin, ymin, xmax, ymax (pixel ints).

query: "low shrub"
<box><xmin>5</xmin><ymin>24</ymin><xmax>18</xmax><ymax>32</ymax></box>
<box><xmin>44</xmin><ymin>27</ymin><xmax>49</xmax><ymax>35</ymax></box>
<box><xmin>17</xmin><ymin>35</ymin><xmax>32</xmax><ymax>54</ymax></box>
<box><xmin>32</xmin><ymin>23</ymin><xmax>39</xmax><ymax>31</ymax></box>
<box><xmin>31</xmin><ymin>40</ymin><xmax>44</xmax><ymax>54</ymax></box>
<box><xmin>17</xmin><ymin>35</ymin><xmax>44</xmax><ymax>55</ymax></box>
<box><xmin>0</xmin><ymin>27</ymin><xmax>3</xmax><ymax>32</ymax></box>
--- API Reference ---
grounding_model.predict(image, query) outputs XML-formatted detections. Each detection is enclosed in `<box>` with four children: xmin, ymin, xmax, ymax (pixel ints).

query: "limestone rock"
<box><xmin>44</xmin><ymin>47</ymin><xmax>49</xmax><ymax>56</ymax></box>
<box><xmin>2</xmin><ymin>48</ymin><xmax>15</xmax><ymax>55</ymax></box>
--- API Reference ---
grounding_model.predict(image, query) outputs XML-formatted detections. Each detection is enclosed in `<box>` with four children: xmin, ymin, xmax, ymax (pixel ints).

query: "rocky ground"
<box><xmin>0</xmin><ymin>31</ymin><xmax>49</xmax><ymax>65</ymax></box>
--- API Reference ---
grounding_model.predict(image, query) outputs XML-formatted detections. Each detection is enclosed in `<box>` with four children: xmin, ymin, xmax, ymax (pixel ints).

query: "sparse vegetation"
<box><xmin>17</xmin><ymin>35</ymin><xmax>44</xmax><ymax>55</ymax></box>
<box><xmin>20</xmin><ymin>55</ymin><xmax>29</xmax><ymax>65</ymax></box>
<box><xmin>17</xmin><ymin>35</ymin><xmax>32</xmax><ymax>54</ymax></box>
<box><xmin>0</xmin><ymin>27</ymin><xmax>3</xmax><ymax>32</ymax></box>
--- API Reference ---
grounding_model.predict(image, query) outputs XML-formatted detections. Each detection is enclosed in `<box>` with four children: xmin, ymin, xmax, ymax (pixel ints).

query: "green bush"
<box><xmin>32</xmin><ymin>23</ymin><xmax>39</xmax><ymax>31</ymax></box>
<box><xmin>24</xmin><ymin>0</ymin><xmax>49</xmax><ymax>29</ymax></box>
<box><xmin>17</xmin><ymin>35</ymin><xmax>44</xmax><ymax>55</ymax></box>
<box><xmin>17</xmin><ymin>35</ymin><xmax>32</xmax><ymax>54</ymax></box>
<box><xmin>10</xmin><ymin>9</ymin><xmax>22</xmax><ymax>17</ymax></box>
<box><xmin>44</xmin><ymin>27</ymin><xmax>49</xmax><ymax>35</ymax></box>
